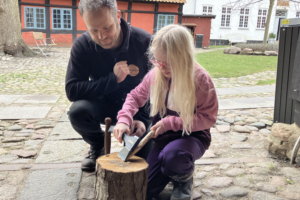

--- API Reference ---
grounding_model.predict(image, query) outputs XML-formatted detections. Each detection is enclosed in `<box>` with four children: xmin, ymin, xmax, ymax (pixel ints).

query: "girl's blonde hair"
<box><xmin>150</xmin><ymin>24</ymin><xmax>196</xmax><ymax>133</ymax></box>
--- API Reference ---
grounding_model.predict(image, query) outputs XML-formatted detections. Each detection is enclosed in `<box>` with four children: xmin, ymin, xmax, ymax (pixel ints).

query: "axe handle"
<box><xmin>128</xmin><ymin>130</ymin><xmax>154</xmax><ymax>159</ymax></box>
<box><xmin>104</xmin><ymin>117</ymin><xmax>112</xmax><ymax>155</ymax></box>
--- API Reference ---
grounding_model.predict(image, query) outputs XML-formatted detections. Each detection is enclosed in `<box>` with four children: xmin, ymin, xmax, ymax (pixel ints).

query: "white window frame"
<box><xmin>202</xmin><ymin>5</ymin><xmax>213</xmax><ymax>15</ymax></box>
<box><xmin>296</xmin><ymin>11</ymin><xmax>300</xmax><ymax>17</ymax></box>
<box><xmin>221</xmin><ymin>7</ymin><xmax>231</xmax><ymax>28</ymax></box>
<box><xmin>239</xmin><ymin>8</ymin><xmax>250</xmax><ymax>28</ymax></box>
<box><xmin>257</xmin><ymin>9</ymin><xmax>268</xmax><ymax>29</ymax></box>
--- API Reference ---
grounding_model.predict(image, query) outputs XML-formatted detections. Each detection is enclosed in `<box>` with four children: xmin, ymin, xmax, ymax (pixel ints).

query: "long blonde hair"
<box><xmin>150</xmin><ymin>24</ymin><xmax>196</xmax><ymax>133</ymax></box>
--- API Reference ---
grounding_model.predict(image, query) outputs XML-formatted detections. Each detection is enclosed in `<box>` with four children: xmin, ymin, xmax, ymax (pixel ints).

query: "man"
<box><xmin>66</xmin><ymin>0</ymin><xmax>153</xmax><ymax>171</ymax></box>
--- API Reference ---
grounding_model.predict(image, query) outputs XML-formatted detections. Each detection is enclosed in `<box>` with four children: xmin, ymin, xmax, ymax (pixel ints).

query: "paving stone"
<box><xmin>252</xmin><ymin>191</ymin><xmax>284</xmax><ymax>200</ymax></box>
<box><xmin>7</xmin><ymin>171</ymin><xmax>25</xmax><ymax>185</ymax></box>
<box><xmin>4</xmin><ymin>131</ymin><xmax>15</xmax><ymax>137</ymax></box>
<box><xmin>233</xmin><ymin>125</ymin><xmax>251</xmax><ymax>133</ymax></box>
<box><xmin>270</xmin><ymin>176</ymin><xmax>286</xmax><ymax>187</ymax></box>
<box><xmin>2</xmin><ymin>142</ymin><xmax>23</xmax><ymax>148</ymax></box>
<box><xmin>219</xmin><ymin>164</ymin><xmax>231</xmax><ymax>170</ymax></box>
<box><xmin>224</xmin><ymin>117</ymin><xmax>234</xmax><ymax>124</ymax></box>
<box><xmin>0</xmin><ymin>131</ymin><xmax>3</xmax><ymax>136</ymax></box>
<box><xmin>201</xmin><ymin>188</ymin><xmax>215</xmax><ymax>196</ymax></box>
<box><xmin>246</xmin><ymin>117</ymin><xmax>258</xmax><ymax>123</ymax></box>
<box><xmin>192</xmin><ymin>190</ymin><xmax>202</xmax><ymax>199</ymax></box>
<box><xmin>10</xmin><ymin>159</ymin><xmax>32</xmax><ymax>164</ymax></box>
<box><xmin>47</xmin><ymin>122</ymin><xmax>81</xmax><ymax>140</ymax></box>
<box><xmin>0</xmin><ymin>107</ymin><xmax>51</xmax><ymax>119</ymax></box>
<box><xmin>207</xmin><ymin>177</ymin><xmax>233</xmax><ymax>188</ymax></box>
<box><xmin>18</xmin><ymin>168</ymin><xmax>81</xmax><ymax>200</ymax></box>
<box><xmin>35</xmin><ymin>140</ymin><xmax>88</xmax><ymax>163</ymax></box>
<box><xmin>280</xmin><ymin>185</ymin><xmax>300</xmax><ymax>200</ymax></box>
<box><xmin>36</xmin><ymin>120</ymin><xmax>55</xmax><ymax>125</ymax></box>
<box><xmin>264</xmin><ymin>120</ymin><xmax>274</xmax><ymax>126</ymax></box>
<box><xmin>14</xmin><ymin>95</ymin><xmax>60</xmax><ymax>103</ymax></box>
<box><xmin>232</xmin><ymin>135</ymin><xmax>248</xmax><ymax>142</ymax></box>
<box><xmin>26</xmin><ymin>124</ymin><xmax>34</xmax><ymax>129</ymax></box>
<box><xmin>0</xmin><ymin>154</ymin><xmax>18</xmax><ymax>163</ymax></box>
<box><xmin>34</xmin><ymin>125</ymin><xmax>55</xmax><ymax>130</ymax></box>
<box><xmin>219</xmin><ymin>187</ymin><xmax>248</xmax><ymax>198</ymax></box>
<box><xmin>203</xmin><ymin>166</ymin><xmax>217</xmax><ymax>172</ymax></box>
<box><xmin>11</xmin><ymin>150</ymin><xmax>37</xmax><ymax>158</ymax></box>
<box><xmin>15</xmin><ymin>133</ymin><xmax>31</xmax><ymax>137</ymax></box>
<box><xmin>2</xmin><ymin>137</ymin><xmax>26</xmax><ymax>143</ymax></box>
<box><xmin>7</xmin><ymin>125</ymin><xmax>22</xmax><ymax>131</ymax></box>
<box><xmin>234</xmin><ymin>121</ymin><xmax>246</xmax><ymax>125</ymax></box>
<box><xmin>0</xmin><ymin>121</ymin><xmax>10</xmax><ymax>127</ymax></box>
<box><xmin>256</xmin><ymin>182</ymin><xmax>277</xmax><ymax>193</ymax></box>
<box><xmin>217</xmin><ymin>116</ymin><xmax>225</xmax><ymax>120</ymax></box>
<box><xmin>202</xmin><ymin>150</ymin><xmax>216</xmax><ymax>158</ymax></box>
<box><xmin>259</xmin><ymin>129</ymin><xmax>271</xmax><ymax>135</ymax></box>
<box><xmin>25</xmin><ymin>140</ymin><xmax>43</xmax><ymax>146</ymax></box>
<box><xmin>234</xmin><ymin>116</ymin><xmax>244</xmax><ymax>122</ymax></box>
<box><xmin>210</xmin><ymin>128</ymin><xmax>218</xmax><ymax>134</ymax></box>
<box><xmin>249</xmin><ymin>122</ymin><xmax>266</xmax><ymax>128</ymax></box>
<box><xmin>230</xmin><ymin>143</ymin><xmax>252</xmax><ymax>149</ymax></box>
<box><xmin>235</xmin><ymin>177</ymin><xmax>254</xmax><ymax>188</ymax></box>
<box><xmin>19</xmin><ymin>129</ymin><xmax>34</xmax><ymax>133</ymax></box>
<box><xmin>0</xmin><ymin>186</ymin><xmax>18</xmax><ymax>200</ymax></box>
<box><xmin>48</xmin><ymin>111</ymin><xmax>64</xmax><ymax>119</ymax></box>
<box><xmin>195</xmin><ymin>172</ymin><xmax>208</xmax><ymax>179</ymax></box>
<box><xmin>215</xmin><ymin>120</ymin><xmax>230</xmax><ymax>125</ymax></box>
<box><xmin>31</xmin><ymin>134</ymin><xmax>46</xmax><ymax>140</ymax></box>
<box><xmin>281</xmin><ymin>167</ymin><xmax>300</xmax><ymax>182</ymax></box>
<box><xmin>194</xmin><ymin>180</ymin><xmax>202</xmax><ymax>187</ymax></box>
<box><xmin>0</xmin><ymin>95</ymin><xmax>21</xmax><ymax>103</ymax></box>
<box><xmin>216</xmin><ymin>125</ymin><xmax>230</xmax><ymax>133</ymax></box>
<box><xmin>225</xmin><ymin>168</ymin><xmax>246</xmax><ymax>177</ymax></box>
<box><xmin>59</xmin><ymin>112</ymin><xmax>70</xmax><ymax>122</ymax></box>
<box><xmin>0</xmin><ymin>172</ymin><xmax>8</xmax><ymax>181</ymax></box>
<box><xmin>78</xmin><ymin>188</ymin><xmax>95</xmax><ymax>200</ymax></box>
<box><xmin>250</xmin><ymin>167</ymin><xmax>270</xmax><ymax>175</ymax></box>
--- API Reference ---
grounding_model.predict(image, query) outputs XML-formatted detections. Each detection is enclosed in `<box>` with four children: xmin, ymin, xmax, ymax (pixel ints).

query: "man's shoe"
<box><xmin>81</xmin><ymin>148</ymin><xmax>104</xmax><ymax>171</ymax></box>
<box><xmin>170</xmin><ymin>177</ymin><xmax>193</xmax><ymax>200</ymax></box>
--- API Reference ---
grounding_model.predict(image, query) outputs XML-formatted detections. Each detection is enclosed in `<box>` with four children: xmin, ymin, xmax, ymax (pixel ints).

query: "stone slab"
<box><xmin>14</xmin><ymin>95</ymin><xmax>60</xmax><ymax>104</ymax></box>
<box><xmin>0</xmin><ymin>95</ymin><xmax>21</xmax><ymax>103</ymax></box>
<box><xmin>0</xmin><ymin>107</ymin><xmax>51</xmax><ymax>119</ymax></box>
<box><xmin>35</xmin><ymin>140</ymin><xmax>88</xmax><ymax>163</ymax></box>
<box><xmin>59</xmin><ymin>112</ymin><xmax>70</xmax><ymax>122</ymax></box>
<box><xmin>47</xmin><ymin>122</ymin><xmax>82</xmax><ymax>141</ymax></box>
<box><xmin>219</xmin><ymin>97</ymin><xmax>274</xmax><ymax>110</ymax></box>
<box><xmin>217</xmin><ymin>85</ymin><xmax>275</xmax><ymax>95</ymax></box>
<box><xmin>195</xmin><ymin>157</ymin><xmax>266</xmax><ymax>165</ymax></box>
<box><xmin>18</xmin><ymin>168</ymin><xmax>81</xmax><ymax>200</ymax></box>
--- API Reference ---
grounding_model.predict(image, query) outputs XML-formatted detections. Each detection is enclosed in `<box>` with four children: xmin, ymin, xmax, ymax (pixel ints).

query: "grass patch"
<box><xmin>196</xmin><ymin>50</ymin><xmax>277</xmax><ymax>78</ymax></box>
<box><xmin>208</xmin><ymin>45</ymin><xmax>230</xmax><ymax>49</ymax></box>
<box><xmin>286</xmin><ymin>178</ymin><xmax>294</xmax><ymax>184</ymax></box>
<box><xmin>256</xmin><ymin>79</ymin><xmax>276</xmax><ymax>85</ymax></box>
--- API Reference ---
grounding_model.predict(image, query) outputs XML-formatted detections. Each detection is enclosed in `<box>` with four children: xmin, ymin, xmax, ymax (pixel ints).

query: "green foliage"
<box><xmin>196</xmin><ymin>50</ymin><xmax>277</xmax><ymax>78</ymax></box>
<box><xmin>256</xmin><ymin>79</ymin><xmax>276</xmax><ymax>85</ymax></box>
<box><xmin>209</xmin><ymin>45</ymin><xmax>230</xmax><ymax>49</ymax></box>
<box><xmin>235</xmin><ymin>43</ymin><xmax>278</xmax><ymax>52</ymax></box>
<box><xmin>269</xmin><ymin>33</ymin><xmax>276</xmax><ymax>39</ymax></box>
<box><xmin>286</xmin><ymin>178</ymin><xmax>294</xmax><ymax>184</ymax></box>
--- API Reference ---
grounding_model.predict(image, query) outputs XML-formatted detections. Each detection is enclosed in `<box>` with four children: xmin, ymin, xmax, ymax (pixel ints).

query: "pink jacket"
<box><xmin>117</xmin><ymin>64</ymin><xmax>218</xmax><ymax>133</ymax></box>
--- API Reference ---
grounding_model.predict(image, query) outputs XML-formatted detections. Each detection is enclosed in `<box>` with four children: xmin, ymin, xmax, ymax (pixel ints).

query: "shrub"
<box><xmin>269</xmin><ymin>33</ymin><xmax>276</xmax><ymax>38</ymax></box>
<box><xmin>235</xmin><ymin>43</ymin><xmax>278</xmax><ymax>52</ymax></box>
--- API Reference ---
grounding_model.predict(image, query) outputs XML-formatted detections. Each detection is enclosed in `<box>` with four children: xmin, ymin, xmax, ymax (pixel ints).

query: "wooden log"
<box><xmin>95</xmin><ymin>152</ymin><xmax>149</xmax><ymax>200</ymax></box>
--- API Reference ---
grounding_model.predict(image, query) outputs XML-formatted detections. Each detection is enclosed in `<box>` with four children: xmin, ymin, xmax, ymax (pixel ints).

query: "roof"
<box><xmin>137</xmin><ymin>0</ymin><xmax>186</xmax><ymax>4</ymax></box>
<box><xmin>183</xmin><ymin>14</ymin><xmax>216</xmax><ymax>18</ymax></box>
<box><xmin>182</xmin><ymin>23</ymin><xmax>197</xmax><ymax>27</ymax></box>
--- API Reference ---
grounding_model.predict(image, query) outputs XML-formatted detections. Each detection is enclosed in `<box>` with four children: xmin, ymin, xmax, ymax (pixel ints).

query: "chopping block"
<box><xmin>95</xmin><ymin>152</ymin><xmax>149</xmax><ymax>200</ymax></box>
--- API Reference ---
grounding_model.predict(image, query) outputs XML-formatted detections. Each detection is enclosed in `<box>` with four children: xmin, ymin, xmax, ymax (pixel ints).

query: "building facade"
<box><xmin>19</xmin><ymin>0</ymin><xmax>185</xmax><ymax>47</ymax></box>
<box><xmin>183</xmin><ymin>0</ymin><xmax>300</xmax><ymax>44</ymax></box>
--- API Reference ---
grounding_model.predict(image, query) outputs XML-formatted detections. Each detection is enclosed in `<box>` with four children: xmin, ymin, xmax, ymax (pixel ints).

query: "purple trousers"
<box><xmin>146</xmin><ymin>136</ymin><xmax>206</xmax><ymax>199</ymax></box>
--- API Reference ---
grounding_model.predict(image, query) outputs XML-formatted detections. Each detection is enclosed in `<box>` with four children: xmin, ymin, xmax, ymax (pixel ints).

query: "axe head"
<box><xmin>118</xmin><ymin>133</ymin><xmax>141</xmax><ymax>161</ymax></box>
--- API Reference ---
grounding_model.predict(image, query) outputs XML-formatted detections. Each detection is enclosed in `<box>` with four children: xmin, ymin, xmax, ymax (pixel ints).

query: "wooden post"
<box><xmin>95</xmin><ymin>152</ymin><xmax>148</xmax><ymax>200</ymax></box>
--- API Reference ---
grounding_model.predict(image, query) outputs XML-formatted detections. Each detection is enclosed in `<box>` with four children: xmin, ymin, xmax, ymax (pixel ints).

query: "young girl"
<box><xmin>113</xmin><ymin>24</ymin><xmax>218</xmax><ymax>200</ymax></box>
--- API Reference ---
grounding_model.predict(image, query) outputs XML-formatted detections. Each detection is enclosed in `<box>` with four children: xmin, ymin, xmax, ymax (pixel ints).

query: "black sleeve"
<box><xmin>65</xmin><ymin>39</ymin><xmax>120</xmax><ymax>102</ymax></box>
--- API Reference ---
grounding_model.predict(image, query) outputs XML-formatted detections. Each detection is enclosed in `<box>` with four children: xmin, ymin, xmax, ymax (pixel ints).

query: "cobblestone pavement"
<box><xmin>0</xmin><ymin>48</ymin><xmax>299</xmax><ymax>200</ymax></box>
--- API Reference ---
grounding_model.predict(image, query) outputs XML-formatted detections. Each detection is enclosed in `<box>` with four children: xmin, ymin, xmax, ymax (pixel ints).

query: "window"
<box><xmin>221</xmin><ymin>7</ymin><xmax>231</xmax><ymax>27</ymax></box>
<box><xmin>203</xmin><ymin>6</ymin><xmax>213</xmax><ymax>15</ymax></box>
<box><xmin>297</xmin><ymin>12</ymin><xmax>300</xmax><ymax>17</ymax></box>
<box><xmin>239</xmin><ymin>8</ymin><xmax>250</xmax><ymax>28</ymax></box>
<box><xmin>24</xmin><ymin>7</ymin><xmax>45</xmax><ymax>29</ymax></box>
<box><xmin>157</xmin><ymin>15</ymin><xmax>175</xmax><ymax>31</ymax></box>
<box><xmin>52</xmin><ymin>8</ymin><xmax>72</xmax><ymax>30</ymax></box>
<box><xmin>257</xmin><ymin>9</ymin><xmax>267</xmax><ymax>28</ymax></box>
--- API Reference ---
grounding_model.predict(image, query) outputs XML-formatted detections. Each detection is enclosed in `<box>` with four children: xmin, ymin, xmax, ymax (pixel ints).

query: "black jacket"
<box><xmin>65</xmin><ymin>18</ymin><xmax>152</xmax><ymax>127</ymax></box>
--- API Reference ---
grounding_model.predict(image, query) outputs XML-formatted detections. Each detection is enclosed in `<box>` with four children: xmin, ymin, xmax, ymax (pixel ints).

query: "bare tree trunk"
<box><xmin>0</xmin><ymin>0</ymin><xmax>35</xmax><ymax>57</ymax></box>
<box><xmin>263</xmin><ymin>0</ymin><xmax>275</xmax><ymax>44</ymax></box>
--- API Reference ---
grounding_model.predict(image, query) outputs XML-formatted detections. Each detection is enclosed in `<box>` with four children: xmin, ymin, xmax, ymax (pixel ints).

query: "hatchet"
<box><xmin>118</xmin><ymin>130</ymin><xmax>154</xmax><ymax>162</ymax></box>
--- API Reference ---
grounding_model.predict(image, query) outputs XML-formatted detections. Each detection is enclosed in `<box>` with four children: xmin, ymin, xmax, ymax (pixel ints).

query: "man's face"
<box><xmin>83</xmin><ymin>7</ymin><xmax>121</xmax><ymax>49</ymax></box>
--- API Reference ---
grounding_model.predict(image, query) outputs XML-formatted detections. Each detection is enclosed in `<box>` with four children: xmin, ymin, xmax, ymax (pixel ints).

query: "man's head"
<box><xmin>79</xmin><ymin>0</ymin><xmax>122</xmax><ymax>49</ymax></box>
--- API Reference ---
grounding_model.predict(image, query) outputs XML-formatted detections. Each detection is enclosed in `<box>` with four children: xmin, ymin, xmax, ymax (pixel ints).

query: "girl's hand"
<box><xmin>150</xmin><ymin>121</ymin><xmax>165</xmax><ymax>138</ymax></box>
<box><xmin>113</xmin><ymin>123</ymin><xmax>130</xmax><ymax>143</ymax></box>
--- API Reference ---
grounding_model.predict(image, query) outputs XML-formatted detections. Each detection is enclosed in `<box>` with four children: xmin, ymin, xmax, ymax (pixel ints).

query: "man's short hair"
<box><xmin>78</xmin><ymin>0</ymin><xmax>118</xmax><ymax>16</ymax></box>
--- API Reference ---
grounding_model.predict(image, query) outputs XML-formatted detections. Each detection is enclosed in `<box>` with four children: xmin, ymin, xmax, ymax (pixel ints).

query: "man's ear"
<box><xmin>117</xmin><ymin>10</ymin><xmax>121</xmax><ymax>24</ymax></box>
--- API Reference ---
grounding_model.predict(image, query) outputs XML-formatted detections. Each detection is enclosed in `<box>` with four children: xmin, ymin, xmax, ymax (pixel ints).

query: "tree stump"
<box><xmin>95</xmin><ymin>152</ymin><xmax>149</xmax><ymax>200</ymax></box>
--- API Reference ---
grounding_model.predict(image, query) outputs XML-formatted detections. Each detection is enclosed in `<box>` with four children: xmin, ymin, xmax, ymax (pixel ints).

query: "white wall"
<box><xmin>183</xmin><ymin>0</ymin><xmax>278</xmax><ymax>41</ymax></box>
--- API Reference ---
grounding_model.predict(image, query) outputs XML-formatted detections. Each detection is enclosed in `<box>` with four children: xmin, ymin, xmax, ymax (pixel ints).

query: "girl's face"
<box><xmin>151</xmin><ymin>48</ymin><xmax>171</xmax><ymax>78</ymax></box>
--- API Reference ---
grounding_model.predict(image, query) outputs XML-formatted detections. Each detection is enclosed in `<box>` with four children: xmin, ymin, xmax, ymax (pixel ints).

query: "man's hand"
<box><xmin>113</xmin><ymin>123</ymin><xmax>130</xmax><ymax>143</ymax></box>
<box><xmin>150</xmin><ymin>121</ymin><xmax>165</xmax><ymax>138</ymax></box>
<box><xmin>130</xmin><ymin>120</ymin><xmax>146</xmax><ymax>138</ymax></box>
<box><xmin>113</xmin><ymin>61</ymin><xmax>130</xmax><ymax>83</ymax></box>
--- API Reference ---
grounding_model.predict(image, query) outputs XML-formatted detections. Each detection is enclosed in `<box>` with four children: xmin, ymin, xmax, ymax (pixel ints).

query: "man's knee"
<box><xmin>69</xmin><ymin>100</ymin><xmax>95</xmax><ymax>123</ymax></box>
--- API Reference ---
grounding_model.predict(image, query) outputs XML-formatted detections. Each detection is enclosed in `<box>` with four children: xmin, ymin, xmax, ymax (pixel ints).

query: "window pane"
<box><xmin>258</xmin><ymin>9</ymin><xmax>262</xmax><ymax>15</ymax></box>
<box><xmin>222</xmin><ymin>7</ymin><xmax>226</xmax><ymax>13</ymax></box>
<box><xmin>203</xmin><ymin>6</ymin><xmax>207</xmax><ymax>13</ymax></box>
<box><xmin>257</xmin><ymin>16</ymin><xmax>261</xmax><ymax>28</ymax></box>
<box><xmin>227</xmin><ymin>8</ymin><xmax>231</xmax><ymax>13</ymax></box>
<box><xmin>244</xmin><ymin>16</ymin><xmax>248</xmax><ymax>27</ymax></box>
<box><xmin>263</xmin><ymin>10</ymin><xmax>267</xmax><ymax>15</ymax></box>
<box><xmin>226</xmin><ymin>15</ymin><xmax>230</xmax><ymax>26</ymax></box>
<box><xmin>245</xmin><ymin>9</ymin><xmax>249</xmax><ymax>14</ymax></box>
<box><xmin>239</xmin><ymin>16</ymin><xmax>244</xmax><ymax>27</ymax></box>
<box><xmin>240</xmin><ymin>9</ymin><xmax>244</xmax><ymax>14</ymax></box>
